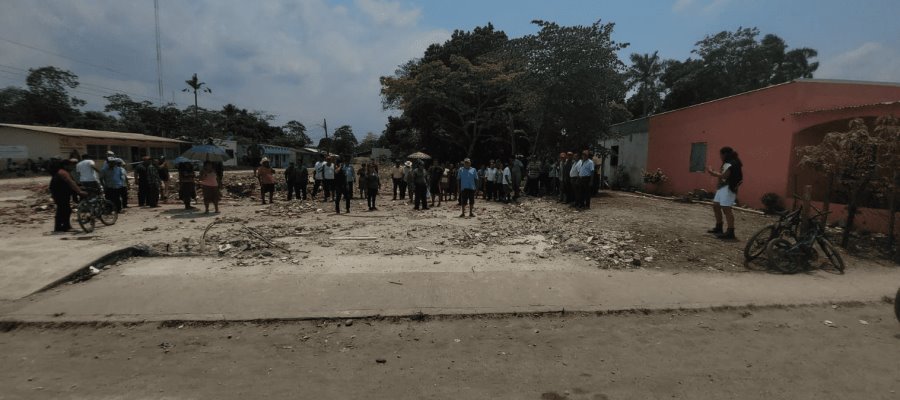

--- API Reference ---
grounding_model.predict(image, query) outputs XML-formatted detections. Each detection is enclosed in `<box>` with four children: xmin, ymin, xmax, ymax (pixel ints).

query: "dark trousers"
<box><xmin>581</xmin><ymin>177</ymin><xmax>592</xmax><ymax>208</ymax></box>
<box><xmin>146</xmin><ymin>186</ymin><xmax>159</xmax><ymax>207</ymax></box>
<box><xmin>565</xmin><ymin>178</ymin><xmax>576</xmax><ymax>203</ymax></box>
<box><xmin>414</xmin><ymin>183</ymin><xmax>428</xmax><ymax>209</ymax></box>
<box><xmin>120</xmin><ymin>186</ymin><xmax>128</xmax><ymax>208</ymax></box>
<box><xmin>323</xmin><ymin>179</ymin><xmax>333</xmax><ymax>201</ymax></box>
<box><xmin>334</xmin><ymin>187</ymin><xmax>349</xmax><ymax>212</ymax></box>
<box><xmin>52</xmin><ymin>194</ymin><xmax>72</xmax><ymax>231</ymax></box>
<box><xmin>392</xmin><ymin>178</ymin><xmax>401</xmax><ymax>199</ymax></box>
<box><xmin>347</xmin><ymin>181</ymin><xmax>354</xmax><ymax>199</ymax></box>
<box><xmin>407</xmin><ymin>182</ymin><xmax>414</xmax><ymax>200</ymax></box>
<box><xmin>137</xmin><ymin>184</ymin><xmax>148</xmax><ymax>206</ymax></box>
<box><xmin>526</xmin><ymin>178</ymin><xmax>539</xmax><ymax>196</ymax></box>
<box><xmin>312</xmin><ymin>179</ymin><xmax>322</xmax><ymax>198</ymax></box>
<box><xmin>105</xmin><ymin>187</ymin><xmax>123</xmax><ymax>212</ymax></box>
<box><xmin>367</xmin><ymin>188</ymin><xmax>378</xmax><ymax>209</ymax></box>
<box><xmin>485</xmin><ymin>181</ymin><xmax>494</xmax><ymax>200</ymax></box>
<box><xmin>287</xmin><ymin>181</ymin><xmax>307</xmax><ymax>200</ymax></box>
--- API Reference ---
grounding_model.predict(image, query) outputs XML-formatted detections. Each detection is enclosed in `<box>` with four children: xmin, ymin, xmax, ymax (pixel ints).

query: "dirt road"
<box><xmin>1</xmin><ymin>303</ymin><xmax>898</xmax><ymax>399</ymax></box>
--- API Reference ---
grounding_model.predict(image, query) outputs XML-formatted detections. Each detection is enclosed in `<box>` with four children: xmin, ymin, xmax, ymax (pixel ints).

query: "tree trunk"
<box><xmin>508</xmin><ymin>113</ymin><xmax>516</xmax><ymax>158</ymax></box>
<box><xmin>841</xmin><ymin>191</ymin><xmax>859</xmax><ymax>248</ymax></box>
<box><xmin>466</xmin><ymin>123</ymin><xmax>478</xmax><ymax>159</ymax></box>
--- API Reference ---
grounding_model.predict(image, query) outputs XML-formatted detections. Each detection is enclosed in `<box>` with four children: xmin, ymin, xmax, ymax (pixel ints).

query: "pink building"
<box><xmin>637</xmin><ymin>79</ymin><xmax>900</xmax><ymax>232</ymax></box>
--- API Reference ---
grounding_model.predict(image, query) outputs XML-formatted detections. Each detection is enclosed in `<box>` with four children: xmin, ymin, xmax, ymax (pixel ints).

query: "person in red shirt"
<box><xmin>256</xmin><ymin>157</ymin><xmax>276</xmax><ymax>205</ymax></box>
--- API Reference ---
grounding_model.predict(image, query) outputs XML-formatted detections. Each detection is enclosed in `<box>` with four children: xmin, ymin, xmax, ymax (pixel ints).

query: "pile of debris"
<box><xmin>260</xmin><ymin>200</ymin><xmax>325</xmax><ymax>218</ymax></box>
<box><xmin>0</xmin><ymin>184</ymin><xmax>54</xmax><ymax>225</ymax></box>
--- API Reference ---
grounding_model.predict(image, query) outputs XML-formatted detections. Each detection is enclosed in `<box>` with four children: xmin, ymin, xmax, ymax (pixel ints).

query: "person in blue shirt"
<box><xmin>457</xmin><ymin>158</ymin><xmax>478</xmax><ymax>218</ymax></box>
<box><xmin>102</xmin><ymin>159</ymin><xmax>127</xmax><ymax>212</ymax></box>
<box><xmin>577</xmin><ymin>150</ymin><xmax>596</xmax><ymax>209</ymax></box>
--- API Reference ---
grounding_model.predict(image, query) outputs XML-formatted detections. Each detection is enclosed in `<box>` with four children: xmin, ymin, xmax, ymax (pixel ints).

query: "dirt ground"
<box><xmin>0</xmin><ymin>171</ymin><xmax>892</xmax><ymax>275</ymax></box>
<box><xmin>0</xmin><ymin>303</ymin><xmax>897</xmax><ymax>399</ymax></box>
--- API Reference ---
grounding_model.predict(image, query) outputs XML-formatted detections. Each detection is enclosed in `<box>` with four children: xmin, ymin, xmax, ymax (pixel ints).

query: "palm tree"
<box><xmin>183</xmin><ymin>73</ymin><xmax>212</xmax><ymax>127</ymax></box>
<box><xmin>625</xmin><ymin>51</ymin><xmax>669</xmax><ymax>117</ymax></box>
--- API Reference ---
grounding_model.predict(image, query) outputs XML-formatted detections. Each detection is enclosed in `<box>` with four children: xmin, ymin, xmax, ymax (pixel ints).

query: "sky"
<box><xmin>0</xmin><ymin>0</ymin><xmax>898</xmax><ymax>141</ymax></box>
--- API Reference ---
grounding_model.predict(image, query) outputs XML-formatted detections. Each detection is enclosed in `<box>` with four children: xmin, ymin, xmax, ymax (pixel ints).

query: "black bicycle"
<box><xmin>75</xmin><ymin>191</ymin><xmax>118</xmax><ymax>233</ymax></box>
<box><xmin>765</xmin><ymin>207</ymin><xmax>844</xmax><ymax>274</ymax></box>
<box><xmin>744</xmin><ymin>208</ymin><xmax>802</xmax><ymax>261</ymax></box>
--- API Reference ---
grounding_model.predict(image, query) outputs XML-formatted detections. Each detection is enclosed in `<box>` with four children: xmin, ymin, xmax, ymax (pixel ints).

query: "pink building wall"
<box><xmin>645</xmin><ymin>80</ymin><xmax>900</xmax><ymax>232</ymax></box>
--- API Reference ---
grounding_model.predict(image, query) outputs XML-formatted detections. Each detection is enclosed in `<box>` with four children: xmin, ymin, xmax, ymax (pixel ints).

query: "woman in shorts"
<box><xmin>707</xmin><ymin>146</ymin><xmax>743</xmax><ymax>240</ymax></box>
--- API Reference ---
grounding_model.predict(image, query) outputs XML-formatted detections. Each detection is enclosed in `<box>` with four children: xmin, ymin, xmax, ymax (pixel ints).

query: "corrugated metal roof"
<box><xmin>0</xmin><ymin>123</ymin><xmax>187</xmax><ymax>144</ymax></box>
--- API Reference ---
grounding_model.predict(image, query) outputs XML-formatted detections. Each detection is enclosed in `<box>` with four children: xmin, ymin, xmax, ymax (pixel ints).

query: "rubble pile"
<box><xmin>260</xmin><ymin>200</ymin><xmax>325</xmax><ymax>218</ymax></box>
<box><xmin>0</xmin><ymin>184</ymin><xmax>53</xmax><ymax>225</ymax></box>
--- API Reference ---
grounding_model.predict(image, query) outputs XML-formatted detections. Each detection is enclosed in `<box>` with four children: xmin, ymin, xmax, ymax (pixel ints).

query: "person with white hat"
<box><xmin>403</xmin><ymin>160</ymin><xmax>414</xmax><ymax>203</ymax></box>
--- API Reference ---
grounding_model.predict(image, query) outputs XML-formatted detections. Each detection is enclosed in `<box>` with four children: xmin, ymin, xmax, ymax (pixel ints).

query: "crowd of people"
<box><xmin>44</xmin><ymin>146</ymin><xmax>743</xmax><ymax>239</ymax></box>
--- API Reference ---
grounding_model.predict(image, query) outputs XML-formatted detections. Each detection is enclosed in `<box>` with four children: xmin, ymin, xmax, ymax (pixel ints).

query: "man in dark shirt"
<box><xmin>332</xmin><ymin>159</ymin><xmax>350</xmax><ymax>214</ymax></box>
<box><xmin>134</xmin><ymin>157</ymin><xmax>150</xmax><ymax>207</ymax></box>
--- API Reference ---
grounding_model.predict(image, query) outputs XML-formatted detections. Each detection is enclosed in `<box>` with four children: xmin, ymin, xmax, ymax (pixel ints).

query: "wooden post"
<box><xmin>800</xmin><ymin>184</ymin><xmax>812</xmax><ymax>236</ymax></box>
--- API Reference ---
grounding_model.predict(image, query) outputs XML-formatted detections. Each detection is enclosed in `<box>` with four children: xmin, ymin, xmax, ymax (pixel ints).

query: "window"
<box><xmin>109</xmin><ymin>145</ymin><xmax>128</xmax><ymax>159</ymax></box>
<box><xmin>689</xmin><ymin>142</ymin><xmax>707</xmax><ymax>172</ymax></box>
<box><xmin>610</xmin><ymin>145</ymin><xmax>620</xmax><ymax>167</ymax></box>
<box><xmin>86</xmin><ymin>144</ymin><xmax>107</xmax><ymax>160</ymax></box>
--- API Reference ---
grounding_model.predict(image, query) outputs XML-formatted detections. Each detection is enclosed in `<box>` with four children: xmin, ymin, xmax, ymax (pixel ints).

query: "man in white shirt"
<box><xmin>312</xmin><ymin>157</ymin><xmax>324</xmax><ymax>199</ymax></box>
<box><xmin>501</xmin><ymin>161</ymin><xmax>512</xmax><ymax>204</ymax></box>
<box><xmin>75</xmin><ymin>155</ymin><xmax>100</xmax><ymax>196</ymax></box>
<box><xmin>577</xmin><ymin>150</ymin><xmax>596</xmax><ymax>209</ymax></box>
<box><xmin>322</xmin><ymin>158</ymin><xmax>335</xmax><ymax>202</ymax></box>
<box><xmin>484</xmin><ymin>160</ymin><xmax>497</xmax><ymax>201</ymax></box>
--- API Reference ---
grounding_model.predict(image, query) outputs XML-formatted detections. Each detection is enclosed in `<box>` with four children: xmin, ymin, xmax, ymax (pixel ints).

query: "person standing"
<box><xmin>511</xmin><ymin>156</ymin><xmax>524</xmax><ymax>201</ymax></box>
<box><xmin>146</xmin><ymin>158</ymin><xmax>161</xmax><ymax>208</ymax></box>
<box><xmin>447</xmin><ymin>163</ymin><xmax>458</xmax><ymax>202</ymax></box>
<box><xmin>391</xmin><ymin>162</ymin><xmax>403</xmax><ymax>200</ymax></box>
<box><xmin>50</xmin><ymin>159</ymin><xmax>87</xmax><ymax>232</ymax></box>
<box><xmin>256</xmin><ymin>158</ymin><xmax>276</xmax><ymax>205</ymax></box>
<box><xmin>297</xmin><ymin>162</ymin><xmax>309</xmax><ymax>200</ymax></box>
<box><xmin>177</xmin><ymin>160</ymin><xmax>197</xmax><ymax>210</ymax></box>
<box><xmin>75</xmin><ymin>155</ymin><xmax>100</xmax><ymax>196</ymax></box>
<box><xmin>357</xmin><ymin>163</ymin><xmax>366</xmax><ymax>199</ymax></box>
<box><xmin>429</xmin><ymin>161</ymin><xmax>443</xmax><ymax>208</ymax></box>
<box><xmin>500</xmin><ymin>161</ymin><xmax>512</xmax><ymax>203</ymax></box>
<box><xmin>577</xmin><ymin>150</ymin><xmax>595</xmax><ymax>209</ymax></box>
<box><xmin>548</xmin><ymin>158</ymin><xmax>560</xmax><ymax>196</ymax></box>
<box><xmin>403</xmin><ymin>161</ymin><xmax>414</xmax><ymax>202</ymax></box>
<box><xmin>412</xmin><ymin>161</ymin><xmax>429</xmax><ymax>210</ymax></box>
<box><xmin>103</xmin><ymin>159</ymin><xmax>127</xmax><ymax>212</ymax></box>
<box><xmin>526</xmin><ymin>157</ymin><xmax>541</xmax><ymax>196</ymax></box>
<box><xmin>484</xmin><ymin>161</ymin><xmax>496</xmax><ymax>201</ymax></box>
<box><xmin>366</xmin><ymin>163</ymin><xmax>381</xmax><ymax>211</ymax></box>
<box><xmin>333</xmin><ymin>159</ymin><xmax>350</xmax><ymax>214</ymax></box>
<box><xmin>134</xmin><ymin>157</ymin><xmax>150</xmax><ymax>207</ymax></box>
<box><xmin>157</xmin><ymin>157</ymin><xmax>170</xmax><ymax>203</ymax></box>
<box><xmin>199</xmin><ymin>161</ymin><xmax>220</xmax><ymax>214</ymax></box>
<box><xmin>457</xmin><ymin>158</ymin><xmax>478</xmax><ymax>218</ymax></box>
<box><xmin>312</xmin><ymin>156</ymin><xmax>324</xmax><ymax>199</ymax></box>
<box><xmin>323</xmin><ymin>157</ymin><xmax>335</xmax><ymax>202</ymax></box>
<box><xmin>707</xmin><ymin>147</ymin><xmax>743</xmax><ymax>240</ymax></box>
<box><xmin>345</xmin><ymin>161</ymin><xmax>356</xmax><ymax>200</ymax></box>
<box><xmin>285</xmin><ymin>162</ymin><xmax>298</xmax><ymax>201</ymax></box>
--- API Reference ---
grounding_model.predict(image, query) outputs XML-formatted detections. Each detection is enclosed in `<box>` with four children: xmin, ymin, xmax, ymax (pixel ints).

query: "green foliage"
<box><xmin>330</xmin><ymin>125</ymin><xmax>359</xmax><ymax>159</ymax></box>
<box><xmin>381</xmin><ymin>20</ymin><xmax>629</xmax><ymax>162</ymax></box>
<box><xmin>659</xmin><ymin>27</ymin><xmax>818</xmax><ymax>111</ymax></box>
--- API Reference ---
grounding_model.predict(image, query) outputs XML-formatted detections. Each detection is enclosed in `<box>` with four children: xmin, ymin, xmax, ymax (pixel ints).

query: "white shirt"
<box><xmin>501</xmin><ymin>167</ymin><xmax>511</xmax><ymax>185</ymax></box>
<box><xmin>75</xmin><ymin>159</ymin><xmax>97</xmax><ymax>182</ymax></box>
<box><xmin>569</xmin><ymin>160</ymin><xmax>581</xmax><ymax>178</ymax></box>
<box><xmin>314</xmin><ymin>161</ymin><xmax>323</xmax><ymax>180</ymax></box>
<box><xmin>485</xmin><ymin>167</ymin><xmax>496</xmax><ymax>182</ymax></box>
<box><xmin>323</xmin><ymin>163</ymin><xmax>335</xmax><ymax>180</ymax></box>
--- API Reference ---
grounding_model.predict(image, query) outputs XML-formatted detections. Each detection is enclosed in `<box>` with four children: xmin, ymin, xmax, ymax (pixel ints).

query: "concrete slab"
<box><xmin>0</xmin><ymin>236</ymin><xmax>121</xmax><ymax>300</ymax></box>
<box><xmin>4</xmin><ymin>257</ymin><xmax>899</xmax><ymax>322</ymax></box>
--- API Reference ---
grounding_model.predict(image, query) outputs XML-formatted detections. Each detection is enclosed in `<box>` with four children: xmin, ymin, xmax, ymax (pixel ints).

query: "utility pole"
<box><xmin>154</xmin><ymin>0</ymin><xmax>164</xmax><ymax>103</ymax></box>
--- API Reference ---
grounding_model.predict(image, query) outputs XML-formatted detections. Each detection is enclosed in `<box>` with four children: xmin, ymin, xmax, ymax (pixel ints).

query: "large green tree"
<box><xmin>661</xmin><ymin>27</ymin><xmax>818</xmax><ymax>110</ymax></box>
<box><xmin>20</xmin><ymin>66</ymin><xmax>86</xmax><ymax>125</ymax></box>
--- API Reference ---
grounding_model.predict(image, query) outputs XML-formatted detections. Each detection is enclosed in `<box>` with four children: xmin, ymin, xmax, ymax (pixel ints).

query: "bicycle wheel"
<box><xmin>98</xmin><ymin>200</ymin><xmax>118</xmax><ymax>225</ymax></box>
<box><xmin>76</xmin><ymin>202</ymin><xmax>95</xmax><ymax>233</ymax></box>
<box><xmin>816</xmin><ymin>237</ymin><xmax>845</xmax><ymax>274</ymax></box>
<box><xmin>744</xmin><ymin>224</ymin><xmax>775</xmax><ymax>261</ymax></box>
<box><xmin>766</xmin><ymin>238</ymin><xmax>798</xmax><ymax>274</ymax></box>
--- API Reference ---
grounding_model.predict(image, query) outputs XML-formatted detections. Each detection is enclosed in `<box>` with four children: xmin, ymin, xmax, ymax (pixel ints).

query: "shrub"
<box><xmin>761</xmin><ymin>192</ymin><xmax>784</xmax><ymax>214</ymax></box>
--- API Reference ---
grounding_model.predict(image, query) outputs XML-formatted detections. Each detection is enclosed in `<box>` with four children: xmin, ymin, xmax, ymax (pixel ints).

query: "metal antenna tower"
<box><xmin>154</xmin><ymin>0</ymin><xmax>164</xmax><ymax>104</ymax></box>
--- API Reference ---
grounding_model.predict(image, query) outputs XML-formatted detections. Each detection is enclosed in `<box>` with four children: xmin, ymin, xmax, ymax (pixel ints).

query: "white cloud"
<box><xmin>817</xmin><ymin>42</ymin><xmax>900</xmax><ymax>83</ymax></box>
<box><xmin>355</xmin><ymin>0</ymin><xmax>422</xmax><ymax>27</ymax></box>
<box><xmin>0</xmin><ymin>0</ymin><xmax>449</xmax><ymax>140</ymax></box>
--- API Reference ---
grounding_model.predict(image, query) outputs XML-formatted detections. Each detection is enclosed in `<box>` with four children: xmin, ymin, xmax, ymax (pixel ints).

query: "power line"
<box><xmin>0</xmin><ymin>36</ymin><xmax>129</xmax><ymax>77</ymax></box>
<box><xmin>0</xmin><ymin>63</ymin><xmax>187</xmax><ymax>107</ymax></box>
